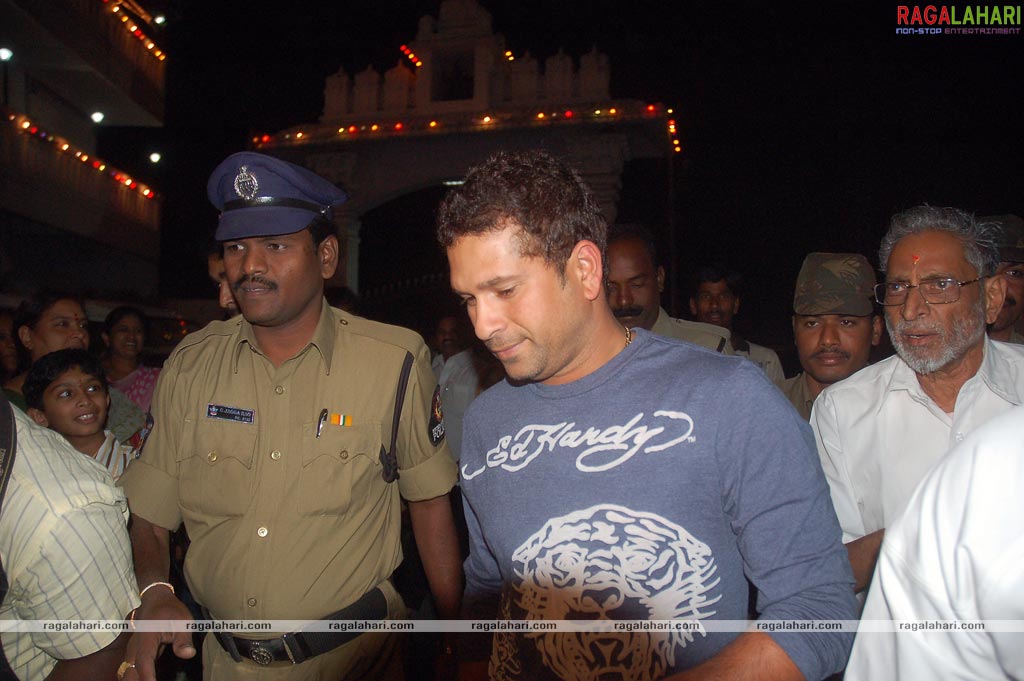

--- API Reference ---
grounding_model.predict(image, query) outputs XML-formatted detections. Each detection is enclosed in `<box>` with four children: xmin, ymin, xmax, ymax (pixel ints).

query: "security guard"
<box><xmin>782</xmin><ymin>252</ymin><xmax>881</xmax><ymax>420</ymax></box>
<box><xmin>119</xmin><ymin>152</ymin><xmax>461</xmax><ymax>681</ymax></box>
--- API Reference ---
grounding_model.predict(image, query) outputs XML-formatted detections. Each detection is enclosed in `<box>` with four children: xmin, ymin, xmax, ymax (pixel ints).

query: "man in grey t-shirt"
<box><xmin>437</xmin><ymin>150</ymin><xmax>856</xmax><ymax>681</ymax></box>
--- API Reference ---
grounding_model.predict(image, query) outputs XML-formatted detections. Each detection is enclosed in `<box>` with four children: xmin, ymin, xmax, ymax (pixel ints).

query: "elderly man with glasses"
<box><xmin>811</xmin><ymin>205</ymin><xmax>1024</xmax><ymax>599</ymax></box>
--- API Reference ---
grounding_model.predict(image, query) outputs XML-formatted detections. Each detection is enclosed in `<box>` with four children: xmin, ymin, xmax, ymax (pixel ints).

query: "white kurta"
<box><xmin>847</xmin><ymin>405</ymin><xmax>1024</xmax><ymax>680</ymax></box>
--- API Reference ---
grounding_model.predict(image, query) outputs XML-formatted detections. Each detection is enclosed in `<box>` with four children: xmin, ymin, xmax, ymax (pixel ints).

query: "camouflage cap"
<box><xmin>793</xmin><ymin>252</ymin><xmax>876</xmax><ymax>316</ymax></box>
<box><xmin>981</xmin><ymin>214</ymin><xmax>1024</xmax><ymax>263</ymax></box>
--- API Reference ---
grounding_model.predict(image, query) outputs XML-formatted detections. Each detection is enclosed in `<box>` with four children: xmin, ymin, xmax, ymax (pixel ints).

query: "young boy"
<box><xmin>23</xmin><ymin>348</ymin><xmax>138</xmax><ymax>480</ymax></box>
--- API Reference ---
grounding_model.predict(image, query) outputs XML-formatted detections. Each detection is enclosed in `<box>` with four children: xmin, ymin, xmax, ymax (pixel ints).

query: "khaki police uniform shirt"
<box><xmin>120</xmin><ymin>299</ymin><xmax>457</xmax><ymax>621</ymax></box>
<box><xmin>782</xmin><ymin>372</ymin><xmax>815</xmax><ymax>421</ymax></box>
<box><xmin>650</xmin><ymin>307</ymin><xmax>734</xmax><ymax>354</ymax></box>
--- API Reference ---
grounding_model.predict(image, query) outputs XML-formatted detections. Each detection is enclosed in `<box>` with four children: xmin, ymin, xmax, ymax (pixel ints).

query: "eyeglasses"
<box><xmin>873</xmin><ymin>277</ymin><xmax>981</xmax><ymax>306</ymax></box>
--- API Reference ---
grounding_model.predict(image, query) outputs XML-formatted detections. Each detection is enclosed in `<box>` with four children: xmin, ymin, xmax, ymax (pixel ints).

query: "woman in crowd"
<box><xmin>2</xmin><ymin>293</ymin><xmax>90</xmax><ymax>408</ymax></box>
<box><xmin>102</xmin><ymin>306</ymin><xmax>160</xmax><ymax>414</ymax></box>
<box><xmin>1</xmin><ymin>292</ymin><xmax>146</xmax><ymax>441</ymax></box>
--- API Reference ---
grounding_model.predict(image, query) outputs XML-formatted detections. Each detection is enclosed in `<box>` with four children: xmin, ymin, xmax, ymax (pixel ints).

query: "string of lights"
<box><xmin>101</xmin><ymin>0</ymin><xmax>166</xmax><ymax>62</ymax></box>
<box><xmin>6</xmin><ymin>110</ymin><xmax>157</xmax><ymax>198</ymax></box>
<box><xmin>254</xmin><ymin>103</ymin><xmax>680</xmax><ymax>153</ymax></box>
<box><xmin>398</xmin><ymin>45</ymin><xmax>422</xmax><ymax>68</ymax></box>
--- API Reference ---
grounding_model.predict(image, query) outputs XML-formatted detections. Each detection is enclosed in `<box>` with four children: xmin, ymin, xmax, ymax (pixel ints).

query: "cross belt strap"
<box><xmin>379</xmin><ymin>351</ymin><xmax>414</xmax><ymax>483</ymax></box>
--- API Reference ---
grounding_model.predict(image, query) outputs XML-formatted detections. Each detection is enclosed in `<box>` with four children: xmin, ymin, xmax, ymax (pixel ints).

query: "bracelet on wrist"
<box><xmin>139</xmin><ymin>581</ymin><xmax>175</xmax><ymax>599</ymax></box>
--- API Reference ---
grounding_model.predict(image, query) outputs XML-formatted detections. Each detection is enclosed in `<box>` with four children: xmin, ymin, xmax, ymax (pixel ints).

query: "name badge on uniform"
<box><xmin>207</xmin><ymin>404</ymin><xmax>255</xmax><ymax>424</ymax></box>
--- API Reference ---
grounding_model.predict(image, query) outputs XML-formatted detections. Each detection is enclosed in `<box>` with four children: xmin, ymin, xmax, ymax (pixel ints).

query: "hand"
<box><xmin>121</xmin><ymin>588</ymin><xmax>196</xmax><ymax>681</ymax></box>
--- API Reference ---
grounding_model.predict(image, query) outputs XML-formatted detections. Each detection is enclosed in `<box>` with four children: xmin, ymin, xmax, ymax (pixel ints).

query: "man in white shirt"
<box><xmin>431</xmin><ymin>312</ymin><xmax>480</xmax><ymax>463</ymax></box>
<box><xmin>846</xmin><ymin>406</ymin><xmax>1024</xmax><ymax>680</ymax></box>
<box><xmin>811</xmin><ymin>204</ymin><xmax>1024</xmax><ymax>595</ymax></box>
<box><xmin>437</xmin><ymin>347</ymin><xmax>479</xmax><ymax>463</ymax></box>
<box><xmin>431</xmin><ymin>313</ymin><xmax>468</xmax><ymax>379</ymax></box>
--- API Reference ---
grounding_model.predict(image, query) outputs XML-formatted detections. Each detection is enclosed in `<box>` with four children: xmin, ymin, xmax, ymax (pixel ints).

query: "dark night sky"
<box><xmin>99</xmin><ymin>1</ymin><xmax>1022</xmax><ymax>350</ymax></box>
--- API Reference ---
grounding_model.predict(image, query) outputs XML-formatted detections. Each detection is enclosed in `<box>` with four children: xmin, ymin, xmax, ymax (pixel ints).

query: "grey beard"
<box><xmin>887</xmin><ymin>296</ymin><xmax>987</xmax><ymax>375</ymax></box>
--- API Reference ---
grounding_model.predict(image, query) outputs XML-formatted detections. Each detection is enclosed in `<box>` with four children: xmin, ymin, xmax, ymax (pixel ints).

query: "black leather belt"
<box><xmin>207</xmin><ymin>586</ymin><xmax>388</xmax><ymax>665</ymax></box>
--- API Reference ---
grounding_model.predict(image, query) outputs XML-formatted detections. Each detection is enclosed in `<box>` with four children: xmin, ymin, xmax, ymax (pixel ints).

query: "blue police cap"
<box><xmin>207</xmin><ymin>152</ymin><xmax>347</xmax><ymax>241</ymax></box>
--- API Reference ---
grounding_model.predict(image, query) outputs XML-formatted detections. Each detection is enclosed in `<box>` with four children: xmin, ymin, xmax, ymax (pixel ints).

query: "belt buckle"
<box><xmin>249</xmin><ymin>643</ymin><xmax>274</xmax><ymax>666</ymax></box>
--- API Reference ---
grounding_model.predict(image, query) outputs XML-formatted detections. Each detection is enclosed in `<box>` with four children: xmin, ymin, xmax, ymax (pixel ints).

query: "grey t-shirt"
<box><xmin>460</xmin><ymin>329</ymin><xmax>855</xmax><ymax>680</ymax></box>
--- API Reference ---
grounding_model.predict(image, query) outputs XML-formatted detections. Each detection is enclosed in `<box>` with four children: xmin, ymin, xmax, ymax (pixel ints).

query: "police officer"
<box><xmin>119</xmin><ymin>152</ymin><xmax>461</xmax><ymax>681</ymax></box>
<box><xmin>605</xmin><ymin>224</ymin><xmax>734</xmax><ymax>353</ymax></box>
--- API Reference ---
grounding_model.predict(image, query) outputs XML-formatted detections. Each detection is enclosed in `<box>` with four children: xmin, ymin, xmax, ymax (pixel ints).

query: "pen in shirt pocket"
<box><xmin>316</xmin><ymin>408</ymin><xmax>354</xmax><ymax>437</ymax></box>
<box><xmin>316</xmin><ymin>408</ymin><xmax>328</xmax><ymax>439</ymax></box>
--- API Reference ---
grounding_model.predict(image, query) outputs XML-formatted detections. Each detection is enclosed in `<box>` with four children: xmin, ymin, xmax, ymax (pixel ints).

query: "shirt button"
<box><xmin>207</xmin><ymin>451</ymin><xmax>218</xmax><ymax>463</ymax></box>
<box><xmin>247</xmin><ymin>598</ymin><xmax>257</xmax><ymax>607</ymax></box>
<box><xmin>257</xmin><ymin>526</ymin><xmax>269</xmax><ymax>538</ymax></box>
<box><xmin>339</xmin><ymin>450</ymin><xmax>349</xmax><ymax>460</ymax></box>
<box><xmin>275</xmin><ymin>386</ymin><xmax>285</xmax><ymax>395</ymax></box>
<box><xmin>270</xmin><ymin>450</ymin><xmax>282</xmax><ymax>460</ymax></box>
<box><xmin>955</xmin><ymin>432</ymin><xmax>965</xmax><ymax>442</ymax></box>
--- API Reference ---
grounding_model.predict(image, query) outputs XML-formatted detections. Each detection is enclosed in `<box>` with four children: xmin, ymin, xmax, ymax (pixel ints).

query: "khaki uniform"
<box><xmin>650</xmin><ymin>307</ymin><xmax>733</xmax><ymax>354</ymax></box>
<box><xmin>120</xmin><ymin>300</ymin><xmax>456</xmax><ymax>673</ymax></box>
<box><xmin>781</xmin><ymin>372</ymin><xmax>816</xmax><ymax>421</ymax></box>
<box><xmin>732</xmin><ymin>336</ymin><xmax>786</xmax><ymax>387</ymax></box>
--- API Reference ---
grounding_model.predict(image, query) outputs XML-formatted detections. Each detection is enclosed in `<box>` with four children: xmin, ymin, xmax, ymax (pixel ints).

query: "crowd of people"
<box><xmin>0</xmin><ymin>148</ymin><xmax>1022</xmax><ymax>681</ymax></box>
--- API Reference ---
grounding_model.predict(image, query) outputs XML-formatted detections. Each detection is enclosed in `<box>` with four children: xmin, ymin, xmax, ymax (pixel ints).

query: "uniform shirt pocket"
<box><xmin>177</xmin><ymin>417</ymin><xmax>258</xmax><ymax>518</ymax></box>
<box><xmin>299</xmin><ymin>422</ymin><xmax>384</xmax><ymax>516</ymax></box>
